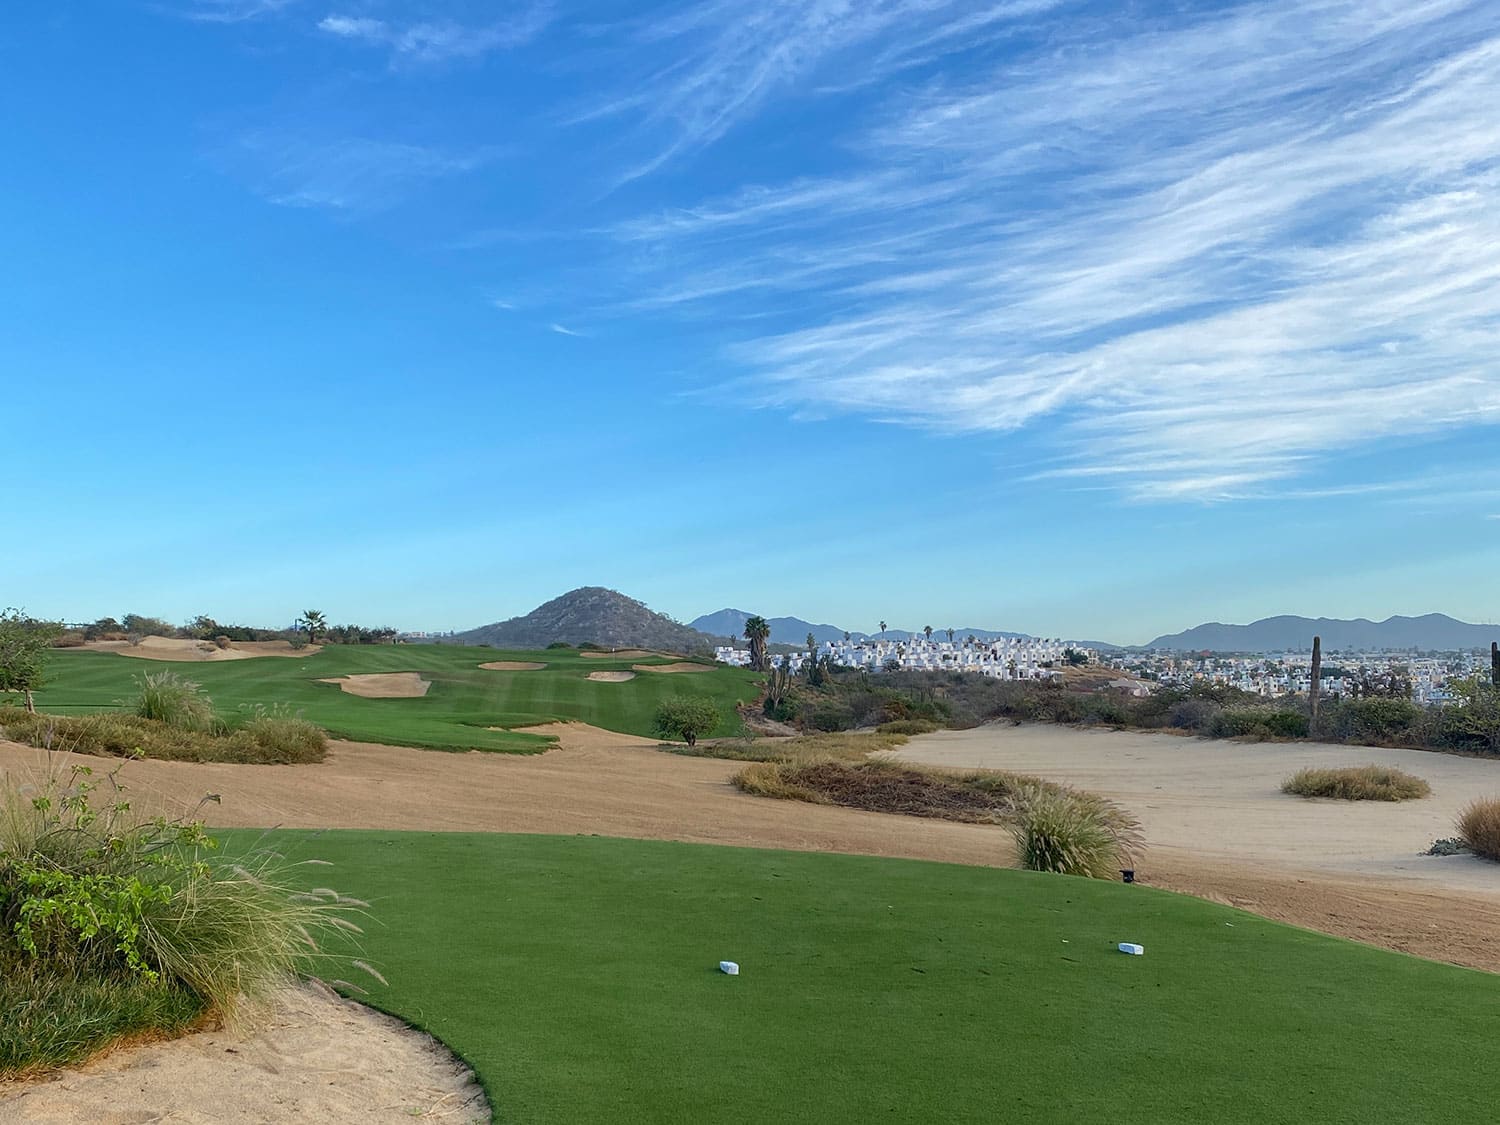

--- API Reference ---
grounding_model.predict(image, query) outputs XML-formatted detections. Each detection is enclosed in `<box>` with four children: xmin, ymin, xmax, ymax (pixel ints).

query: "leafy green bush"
<box><xmin>1282</xmin><ymin>765</ymin><xmax>1430</xmax><ymax>801</ymax></box>
<box><xmin>1425</xmin><ymin>837</ymin><xmax>1469</xmax><ymax>857</ymax></box>
<box><xmin>1457</xmin><ymin>797</ymin><xmax>1500</xmax><ymax>862</ymax></box>
<box><xmin>135</xmin><ymin>671</ymin><xmax>219</xmax><ymax>733</ymax></box>
<box><xmin>0</xmin><ymin>760</ymin><xmax>369</xmax><ymax>1075</ymax></box>
<box><xmin>545</xmin><ymin>641</ymin><xmax>574</xmax><ymax>649</ymax></box>
<box><xmin>1210</xmin><ymin>707</ymin><xmax>1308</xmax><ymax>739</ymax></box>
<box><xmin>1321</xmin><ymin>698</ymin><xmax>1422</xmax><ymax>744</ymax></box>
<box><xmin>1009</xmin><ymin>785</ymin><xmax>1142</xmax><ymax>878</ymax></box>
<box><xmin>653</xmin><ymin>696</ymin><xmax>722</xmax><ymax>747</ymax></box>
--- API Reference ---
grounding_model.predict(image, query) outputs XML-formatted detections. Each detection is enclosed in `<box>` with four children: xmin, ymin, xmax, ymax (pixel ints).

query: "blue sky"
<box><xmin>3</xmin><ymin>0</ymin><xmax>1498</xmax><ymax>644</ymax></box>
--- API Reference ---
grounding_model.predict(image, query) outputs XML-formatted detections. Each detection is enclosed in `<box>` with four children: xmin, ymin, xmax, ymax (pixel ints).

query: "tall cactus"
<box><xmin>1309</xmin><ymin>635</ymin><xmax>1322</xmax><ymax>730</ymax></box>
<box><xmin>1491</xmin><ymin>641</ymin><xmax>1499</xmax><ymax>689</ymax></box>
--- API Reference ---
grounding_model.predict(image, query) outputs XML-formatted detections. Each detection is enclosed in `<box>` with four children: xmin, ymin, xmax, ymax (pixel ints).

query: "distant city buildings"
<box><xmin>715</xmin><ymin>636</ymin><xmax>1088</xmax><ymax>680</ymax></box>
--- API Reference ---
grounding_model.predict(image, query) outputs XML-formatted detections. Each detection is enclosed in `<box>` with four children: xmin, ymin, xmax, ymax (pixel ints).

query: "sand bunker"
<box><xmin>580</xmin><ymin>649</ymin><xmax>658</xmax><ymax>659</ymax></box>
<box><xmin>479</xmin><ymin>661</ymin><xmax>546</xmax><ymax>671</ymax></box>
<box><xmin>318</xmin><ymin>673</ymin><xmax>430</xmax><ymax>699</ymax></box>
<box><xmin>633</xmin><ymin>662</ymin><xmax>713</xmax><ymax>674</ymax></box>
<box><xmin>0</xmin><ymin>981</ymin><xmax>486</xmax><ymax>1123</ymax></box>
<box><xmin>81</xmin><ymin>637</ymin><xmax>322</xmax><ymax>662</ymax></box>
<box><xmin>586</xmin><ymin>671</ymin><xmax>636</xmax><ymax>682</ymax></box>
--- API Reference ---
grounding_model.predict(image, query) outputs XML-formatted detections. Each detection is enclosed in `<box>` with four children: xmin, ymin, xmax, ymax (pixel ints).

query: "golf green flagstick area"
<box><xmin>34</xmin><ymin>647</ymin><xmax>761</xmax><ymax>752</ymax></box>
<box><xmin>255</xmin><ymin>831</ymin><xmax>1497</xmax><ymax>1125</ymax></box>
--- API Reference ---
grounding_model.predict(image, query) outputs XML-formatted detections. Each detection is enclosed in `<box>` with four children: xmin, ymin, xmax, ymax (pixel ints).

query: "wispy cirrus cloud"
<box><xmin>578</xmin><ymin>0</ymin><xmax>1067</xmax><ymax>181</ymax></box>
<box><xmin>221</xmin><ymin>132</ymin><xmax>498</xmax><ymax>213</ymax></box>
<box><xmin>609</xmin><ymin>0</ymin><xmax>1500</xmax><ymax>500</ymax></box>
<box><xmin>172</xmin><ymin>0</ymin><xmax>300</xmax><ymax>22</ymax></box>
<box><xmin>317</xmin><ymin>6</ymin><xmax>552</xmax><ymax>64</ymax></box>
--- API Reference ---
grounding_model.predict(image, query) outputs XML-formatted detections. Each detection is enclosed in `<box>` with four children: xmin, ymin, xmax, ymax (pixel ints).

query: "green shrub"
<box><xmin>1167</xmin><ymin>698</ymin><xmax>1221</xmax><ymax>731</ymax></box>
<box><xmin>1009</xmin><ymin>785</ymin><xmax>1142</xmax><ymax>878</ymax></box>
<box><xmin>1322</xmin><ymin>698</ymin><xmax>1422</xmax><ymax>744</ymax></box>
<box><xmin>1457</xmin><ymin>797</ymin><xmax>1500</xmax><ymax>862</ymax></box>
<box><xmin>545</xmin><ymin>641</ymin><xmax>573</xmax><ymax>650</ymax></box>
<box><xmin>0</xmin><ymin>708</ymin><xmax>328</xmax><ymax>765</ymax></box>
<box><xmin>1281</xmin><ymin>765</ymin><xmax>1430</xmax><ymax>801</ymax></box>
<box><xmin>1210</xmin><ymin>707</ymin><xmax>1308</xmax><ymax>740</ymax></box>
<box><xmin>0</xmin><ymin>761</ymin><xmax>370</xmax><ymax>1075</ymax></box>
<box><xmin>1426</xmin><ymin>837</ymin><xmax>1469</xmax><ymax>857</ymax></box>
<box><xmin>653</xmin><ymin>696</ymin><xmax>721</xmax><ymax>747</ymax></box>
<box><xmin>135</xmin><ymin>672</ymin><xmax>219</xmax><ymax>733</ymax></box>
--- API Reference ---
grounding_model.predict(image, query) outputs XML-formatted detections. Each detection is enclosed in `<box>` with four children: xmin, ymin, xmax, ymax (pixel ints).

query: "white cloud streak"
<box><xmin>317</xmin><ymin>6</ymin><xmax>551</xmax><ymax>63</ymax></box>
<box><xmin>174</xmin><ymin>0</ymin><xmax>299</xmax><ymax>22</ymax></box>
<box><xmin>611</xmin><ymin>0</ymin><xmax>1500</xmax><ymax>499</ymax></box>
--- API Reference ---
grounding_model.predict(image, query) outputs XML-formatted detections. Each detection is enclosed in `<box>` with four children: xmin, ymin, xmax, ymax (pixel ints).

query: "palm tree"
<box><xmin>743</xmin><ymin>615</ymin><xmax>770</xmax><ymax>672</ymax></box>
<box><xmin>946</xmin><ymin>628</ymin><xmax>955</xmax><ymax>644</ymax></box>
<box><xmin>879</xmin><ymin>620</ymin><xmax>887</xmax><ymax>638</ymax></box>
<box><xmin>923</xmin><ymin>625</ymin><xmax>933</xmax><ymax>642</ymax></box>
<box><xmin>843</xmin><ymin>631</ymin><xmax>851</xmax><ymax>644</ymax></box>
<box><xmin>298</xmin><ymin>609</ymin><xmax>327</xmax><ymax>645</ymax></box>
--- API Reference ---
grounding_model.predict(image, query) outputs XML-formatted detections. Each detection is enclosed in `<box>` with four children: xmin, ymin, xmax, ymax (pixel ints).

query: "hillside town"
<box><xmin>715</xmin><ymin>635</ymin><xmax>1092</xmax><ymax>680</ymax></box>
<box><xmin>1101</xmin><ymin>649</ymin><xmax>1489</xmax><ymax>704</ymax></box>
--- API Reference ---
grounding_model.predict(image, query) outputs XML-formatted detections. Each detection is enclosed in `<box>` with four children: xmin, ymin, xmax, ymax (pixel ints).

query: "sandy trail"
<box><xmin>0</xmin><ymin>982</ymin><xmax>486</xmax><ymax>1124</ymax></box>
<box><xmin>886</xmin><ymin>723</ymin><xmax>1500</xmax><ymax>895</ymax></box>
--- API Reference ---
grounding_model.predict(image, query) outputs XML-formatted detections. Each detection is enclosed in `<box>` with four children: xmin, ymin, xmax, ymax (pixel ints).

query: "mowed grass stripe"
<box><xmin>34</xmin><ymin>648</ymin><xmax>760</xmax><ymax>752</ymax></box>
<box><xmin>256</xmin><ymin>831</ymin><xmax>1499</xmax><ymax>1125</ymax></box>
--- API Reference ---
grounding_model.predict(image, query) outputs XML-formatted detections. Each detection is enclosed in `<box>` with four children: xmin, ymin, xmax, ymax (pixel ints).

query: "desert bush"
<box><xmin>1281</xmin><ymin>765</ymin><xmax>1430</xmax><ymax>801</ymax></box>
<box><xmin>238</xmin><ymin>705</ymin><xmax>327</xmax><ymax>763</ymax></box>
<box><xmin>653</xmin><ymin>696</ymin><xmax>721</xmax><ymax>747</ymax></box>
<box><xmin>50</xmin><ymin>631</ymin><xmax>87</xmax><ymax>649</ymax></box>
<box><xmin>1166</xmin><ymin>698</ymin><xmax>1221</xmax><ymax>731</ymax></box>
<box><xmin>213</xmin><ymin>635</ymin><xmax>232</xmax><ymax>650</ymax></box>
<box><xmin>0</xmin><ymin>708</ymin><xmax>328</xmax><ymax>765</ymax></box>
<box><xmin>1457</xmin><ymin>797</ymin><xmax>1500</xmax><ymax>862</ymax></box>
<box><xmin>545</xmin><ymin>641</ymin><xmax>573</xmax><ymax>649</ymax></box>
<box><xmin>732</xmin><ymin>761</ymin><xmax>831</xmax><ymax>804</ymax></box>
<box><xmin>877</xmin><ymin>719</ymin><xmax>941</xmax><ymax>735</ymax></box>
<box><xmin>1210</xmin><ymin>706</ymin><xmax>1308</xmax><ymax>740</ymax></box>
<box><xmin>0</xmin><ymin>759</ymin><xmax>369</xmax><ymax>1074</ymax></box>
<box><xmin>1321</xmin><ymin>698</ymin><xmax>1422</xmax><ymax>744</ymax></box>
<box><xmin>1426</xmin><ymin>837</ymin><xmax>1469</xmax><ymax>856</ymax></box>
<box><xmin>135</xmin><ymin>672</ymin><xmax>219</xmax><ymax>733</ymax></box>
<box><xmin>1009</xmin><ymin>785</ymin><xmax>1142</xmax><ymax>878</ymax></box>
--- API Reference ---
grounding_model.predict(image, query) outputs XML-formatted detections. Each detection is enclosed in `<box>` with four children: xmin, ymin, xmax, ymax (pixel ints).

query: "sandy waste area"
<box><xmin>585</xmin><ymin>670</ymin><xmax>636</xmax><ymax>681</ymax></box>
<box><xmin>78</xmin><ymin>637</ymin><xmax>321</xmax><ymax>662</ymax></box>
<box><xmin>477</xmin><ymin>661</ymin><xmax>546</xmax><ymax>671</ymax></box>
<box><xmin>4</xmin><ymin>719</ymin><xmax>1499</xmax><ymax>1118</ymax></box>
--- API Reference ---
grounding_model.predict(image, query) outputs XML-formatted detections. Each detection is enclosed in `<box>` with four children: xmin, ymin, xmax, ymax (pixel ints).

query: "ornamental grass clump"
<box><xmin>1281</xmin><ymin>765</ymin><xmax>1430</xmax><ymax>802</ymax></box>
<box><xmin>1009</xmin><ymin>785</ymin><xmax>1142</xmax><ymax>879</ymax></box>
<box><xmin>0</xmin><ymin>755</ymin><xmax>369</xmax><ymax>1076</ymax></box>
<box><xmin>1457</xmin><ymin>797</ymin><xmax>1500</xmax><ymax>862</ymax></box>
<box><xmin>134</xmin><ymin>671</ymin><xmax>219</xmax><ymax>733</ymax></box>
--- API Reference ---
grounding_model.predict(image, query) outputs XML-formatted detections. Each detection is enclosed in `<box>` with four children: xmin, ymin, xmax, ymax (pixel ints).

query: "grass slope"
<box><xmin>32</xmin><ymin>648</ymin><xmax>760</xmax><ymax>752</ymax></box>
<box><xmin>261</xmin><ymin>831</ymin><xmax>1497</xmax><ymax>1125</ymax></box>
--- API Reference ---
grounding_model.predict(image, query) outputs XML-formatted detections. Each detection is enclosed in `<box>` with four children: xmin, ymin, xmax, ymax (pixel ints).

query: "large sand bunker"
<box><xmin>0</xmin><ymin>981</ymin><xmax>486</xmax><ymax>1123</ymax></box>
<box><xmin>81</xmin><ymin>637</ymin><xmax>321</xmax><ymax>662</ymax></box>
<box><xmin>633</xmin><ymin>662</ymin><xmax>713</xmax><ymax>674</ymax></box>
<box><xmin>586</xmin><ymin>670</ymin><xmax>636</xmax><ymax>682</ymax></box>
<box><xmin>479</xmin><ymin>661</ymin><xmax>546</xmax><ymax>671</ymax></box>
<box><xmin>580</xmin><ymin>649</ymin><xmax>658</xmax><ymax>659</ymax></box>
<box><xmin>318</xmin><ymin>673</ymin><xmax>430</xmax><ymax>698</ymax></box>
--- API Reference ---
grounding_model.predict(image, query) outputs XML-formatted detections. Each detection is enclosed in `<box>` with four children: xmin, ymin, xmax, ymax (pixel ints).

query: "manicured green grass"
<box><xmin>32</xmin><ymin>647</ymin><xmax>760</xmax><ymax>753</ymax></box>
<box><xmin>255</xmin><ymin>831</ymin><xmax>1498</xmax><ymax>1124</ymax></box>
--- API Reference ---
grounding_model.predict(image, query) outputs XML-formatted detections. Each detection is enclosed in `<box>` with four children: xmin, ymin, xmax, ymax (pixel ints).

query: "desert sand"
<box><xmin>317</xmin><ymin>673</ymin><xmax>430</xmax><ymax>699</ymax></box>
<box><xmin>0</xmin><ymin>981</ymin><xmax>486</xmax><ymax>1124</ymax></box>
<box><xmin>79</xmin><ymin>637</ymin><xmax>322</xmax><ymax>662</ymax></box>
<box><xmin>633</xmin><ymin>662</ymin><xmax>713</xmax><ymax>673</ymax></box>
<box><xmin>585</xmin><ymin>670</ymin><xmax>636</xmax><ymax>682</ymax></box>
<box><xmin>478</xmin><ymin>661</ymin><xmax>546</xmax><ymax>671</ymax></box>
<box><xmin>887</xmin><ymin>723</ymin><xmax>1500</xmax><ymax>894</ymax></box>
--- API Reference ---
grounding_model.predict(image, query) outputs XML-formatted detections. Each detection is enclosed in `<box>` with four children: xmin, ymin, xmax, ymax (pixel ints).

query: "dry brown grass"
<box><xmin>1457</xmin><ymin>796</ymin><xmax>1500</xmax><ymax>861</ymax></box>
<box><xmin>1281</xmin><ymin>765</ymin><xmax>1431</xmax><ymax>802</ymax></box>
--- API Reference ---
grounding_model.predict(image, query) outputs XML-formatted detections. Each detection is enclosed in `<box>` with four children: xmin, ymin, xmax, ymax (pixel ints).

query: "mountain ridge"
<box><xmin>458</xmin><ymin>587</ymin><xmax>726</xmax><ymax>652</ymax></box>
<box><xmin>1147</xmin><ymin>613</ymin><xmax>1498</xmax><ymax>652</ymax></box>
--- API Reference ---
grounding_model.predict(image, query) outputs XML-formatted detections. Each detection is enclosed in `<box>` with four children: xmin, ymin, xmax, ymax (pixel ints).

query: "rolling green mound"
<box><xmin>33</xmin><ymin>647</ymin><xmax>760</xmax><ymax>752</ymax></box>
<box><xmin>262</xmin><ymin>831</ymin><xmax>1497</xmax><ymax>1125</ymax></box>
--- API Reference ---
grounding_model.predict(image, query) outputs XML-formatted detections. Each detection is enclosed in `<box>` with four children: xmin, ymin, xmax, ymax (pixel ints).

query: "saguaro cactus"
<box><xmin>1491</xmin><ymin>641</ymin><xmax>1498</xmax><ymax>689</ymax></box>
<box><xmin>1309</xmin><ymin>635</ymin><xmax>1322</xmax><ymax>729</ymax></box>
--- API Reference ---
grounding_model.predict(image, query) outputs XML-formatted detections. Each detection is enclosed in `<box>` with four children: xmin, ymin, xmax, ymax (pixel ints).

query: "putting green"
<box><xmin>255</xmin><ymin>831</ymin><xmax>1498</xmax><ymax>1124</ymax></box>
<box><xmin>33</xmin><ymin>646</ymin><xmax>760</xmax><ymax>752</ymax></box>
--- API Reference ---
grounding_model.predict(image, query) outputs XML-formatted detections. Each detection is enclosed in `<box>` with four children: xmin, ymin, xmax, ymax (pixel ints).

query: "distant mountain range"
<box><xmin>1146</xmin><ymin>614</ymin><xmax>1498</xmax><ymax>652</ymax></box>
<box><xmin>457</xmin><ymin>588</ymin><xmax>727</xmax><ymax>652</ymax></box>
<box><xmin>688</xmin><ymin>609</ymin><xmax>1033</xmax><ymax>646</ymax></box>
